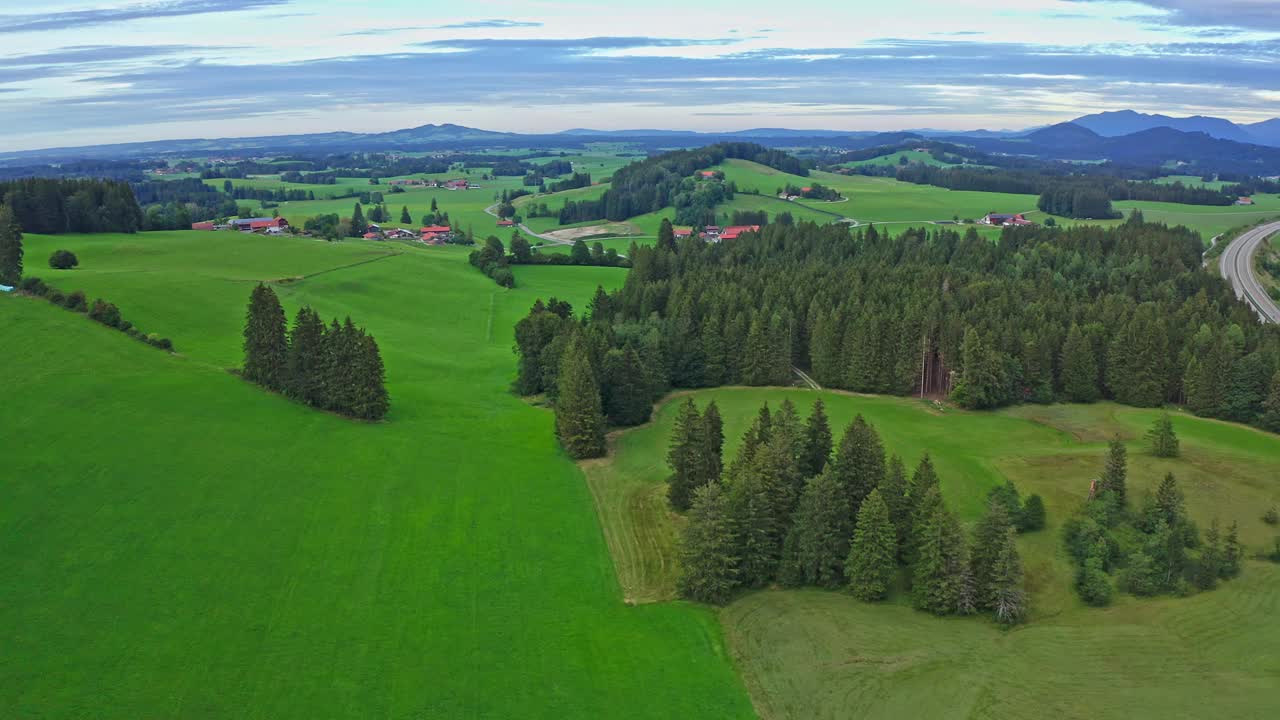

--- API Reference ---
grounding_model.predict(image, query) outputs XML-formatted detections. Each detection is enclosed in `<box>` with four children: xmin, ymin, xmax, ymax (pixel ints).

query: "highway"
<box><xmin>1219</xmin><ymin>220</ymin><xmax>1280</xmax><ymax>324</ymax></box>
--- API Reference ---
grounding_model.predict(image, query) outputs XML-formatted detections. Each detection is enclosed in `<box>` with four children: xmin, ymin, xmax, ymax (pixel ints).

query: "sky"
<box><xmin>0</xmin><ymin>0</ymin><xmax>1277</xmax><ymax>151</ymax></box>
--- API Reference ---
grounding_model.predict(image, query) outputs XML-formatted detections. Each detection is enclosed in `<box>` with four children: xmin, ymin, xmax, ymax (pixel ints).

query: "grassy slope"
<box><xmin>841</xmin><ymin>150</ymin><xmax>958</xmax><ymax>169</ymax></box>
<box><xmin>584</xmin><ymin>387</ymin><xmax>1280</xmax><ymax>719</ymax></box>
<box><xmin>0</xmin><ymin>231</ymin><xmax>754</xmax><ymax>718</ymax></box>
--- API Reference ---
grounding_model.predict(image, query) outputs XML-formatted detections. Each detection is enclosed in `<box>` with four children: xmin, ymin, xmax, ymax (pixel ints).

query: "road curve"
<box><xmin>1219</xmin><ymin>220</ymin><xmax>1280</xmax><ymax>324</ymax></box>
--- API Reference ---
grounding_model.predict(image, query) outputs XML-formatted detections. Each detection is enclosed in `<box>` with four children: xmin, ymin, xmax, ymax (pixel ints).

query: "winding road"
<box><xmin>1219</xmin><ymin>220</ymin><xmax>1280</xmax><ymax>324</ymax></box>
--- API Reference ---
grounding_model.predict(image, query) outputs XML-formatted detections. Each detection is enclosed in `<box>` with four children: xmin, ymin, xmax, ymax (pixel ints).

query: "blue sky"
<box><xmin>0</xmin><ymin>0</ymin><xmax>1277</xmax><ymax>150</ymax></box>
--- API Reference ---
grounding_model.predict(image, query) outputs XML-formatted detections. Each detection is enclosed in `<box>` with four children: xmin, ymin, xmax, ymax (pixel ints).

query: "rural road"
<box><xmin>1219</xmin><ymin>220</ymin><xmax>1280</xmax><ymax>323</ymax></box>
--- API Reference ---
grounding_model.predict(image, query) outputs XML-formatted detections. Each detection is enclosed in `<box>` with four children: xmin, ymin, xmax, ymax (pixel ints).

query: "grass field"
<box><xmin>0</xmin><ymin>231</ymin><xmax>755</xmax><ymax>718</ymax></box>
<box><xmin>840</xmin><ymin>150</ymin><xmax>960</xmax><ymax>169</ymax></box>
<box><xmin>583</xmin><ymin>388</ymin><xmax>1280</xmax><ymax>718</ymax></box>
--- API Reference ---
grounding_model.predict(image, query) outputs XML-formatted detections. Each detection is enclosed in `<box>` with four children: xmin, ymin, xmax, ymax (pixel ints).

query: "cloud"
<box><xmin>0</xmin><ymin>0</ymin><xmax>291</xmax><ymax>33</ymax></box>
<box><xmin>435</xmin><ymin>19</ymin><xmax>543</xmax><ymax>30</ymax></box>
<box><xmin>1065</xmin><ymin>0</ymin><xmax>1280</xmax><ymax>31</ymax></box>
<box><xmin>0</xmin><ymin>45</ymin><xmax>207</xmax><ymax>68</ymax></box>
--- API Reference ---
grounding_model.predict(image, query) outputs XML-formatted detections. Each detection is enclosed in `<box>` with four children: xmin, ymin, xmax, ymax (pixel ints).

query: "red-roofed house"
<box><xmin>191</xmin><ymin>221</ymin><xmax>215</xmax><ymax>231</ymax></box>
<box><xmin>673</xmin><ymin>226</ymin><xmax>693</xmax><ymax>239</ymax></box>
<box><xmin>700</xmin><ymin>170</ymin><xmax>718</xmax><ymax>178</ymax></box>
<box><xmin>1236</xmin><ymin>196</ymin><xmax>1255</xmax><ymax>205</ymax></box>
<box><xmin>718</xmin><ymin>225</ymin><xmax>761</xmax><ymax>240</ymax></box>
<box><xmin>981</xmin><ymin>213</ymin><xmax>1034</xmax><ymax>227</ymax></box>
<box><xmin>497</xmin><ymin>219</ymin><xmax>515</xmax><ymax>227</ymax></box>
<box><xmin>363</xmin><ymin>232</ymin><xmax>381</xmax><ymax>240</ymax></box>
<box><xmin>421</xmin><ymin>225</ymin><xmax>453</xmax><ymax>244</ymax></box>
<box><xmin>231</xmin><ymin>217</ymin><xmax>289</xmax><ymax>232</ymax></box>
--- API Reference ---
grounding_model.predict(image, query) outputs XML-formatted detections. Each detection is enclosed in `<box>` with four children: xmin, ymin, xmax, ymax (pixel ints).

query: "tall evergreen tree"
<box><xmin>830</xmin><ymin>414</ymin><xmax>886</xmax><ymax>521</ymax></box>
<box><xmin>730</xmin><ymin>464</ymin><xmax>781</xmax><ymax>587</ymax></box>
<box><xmin>351</xmin><ymin>329</ymin><xmax>390</xmax><ymax>420</ymax></box>
<box><xmin>0</xmin><ymin>204</ymin><xmax>22</xmax><ymax>286</ymax></box>
<box><xmin>742</xmin><ymin>315</ymin><xmax>773</xmax><ymax>386</ymax></box>
<box><xmin>677</xmin><ymin>483</ymin><xmax>740</xmax><ymax>604</ymax></box>
<box><xmin>699</xmin><ymin>401</ymin><xmax>725</xmax><ymax>489</ymax></box>
<box><xmin>801</xmin><ymin>398</ymin><xmax>833</xmax><ymax>477</ymax></box>
<box><xmin>400</xmin><ymin>206</ymin><xmax>412</xmax><ymax>224</ymax></box>
<box><xmin>667</xmin><ymin>398</ymin><xmax>703</xmax><ymax>510</ymax></box>
<box><xmin>601</xmin><ymin>348</ymin><xmax>650</xmax><ymax>426</ymax></box>
<box><xmin>846</xmin><ymin>489</ymin><xmax>898</xmax><ymax>601</ymax></box>
<box><xmin>912</xmin><ymin>489</ymin><xmax>962</xmax><ymax>615</ymax></box>
<box><xmin>1145</xmin><ymin>412</ymin><xmax>1179</xmax><ymax>458</ymax></box>
<box><xmin>784</xmin><ymin>469</ymin><xmax>853</xmax><ymax>588</ymax></box>
<box><xmin>990</xmin><ymin>528</ymin><xmax>1028</xmax><ymax>624</ymax></box>
<box><xmin>657</xmin><ymin>218</ymin><xmax>677</xmax><ymax>253</ymax></box>
<box><xmin>242</xmin><ymin>284</ymin><xmax>288</xmax><ymax>391</ymax></box>
<box><xmin>971</xmin><ymin>499</ymin><xmax>1015</xmax><ymax>609</ymax></box>
<box><xmin>1059</xmin><ymin>323</ymin><xmax>1099</xmax><ymax>402</ymax></box>
<box><xmin>286</xmin><ymin>307</ymin><xmax>325</xmax><ymax>405</ymax></box>
<box><xmin>351</xmin><ymin>202</ymin><xmax>367</xmax><ymax>236</ymax></box>
<box><xmin>1153</xmin><ymin>472</ymin><xmax>1185</xmax><ymax>528</ymax></box>
<box><xmin>555</xmin><ymin>334</ymin><xmax>606</xmax><ymax>459</ymax></box>
<box><xmin>1098</xmin><ymin>438</ymin><xmax>1128</xmax><ymax>510</ymax></box>
<box><xmin>879</xmin><ymin>455</ymin><xmax>912</xmax><ymax>555</ymax></box>
<box><xmin>1221</xmin><ymin>521</ymin><xmax>1242</xmax><ymax>579</ymax></box>
<box><xmin>1258</xmin><ymin>371</ymin><xmax>1280</xmax><ymax>433</ymax></box>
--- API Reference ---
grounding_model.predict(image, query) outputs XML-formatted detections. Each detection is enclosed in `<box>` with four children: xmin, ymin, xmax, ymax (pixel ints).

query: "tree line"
<box><xmin>513</xmin><ymin>220</ymin><xmax>1280</xmax><ymax>440</ymax></box>
<box><xmin>556</xmin><ymin>143</ymin><xmax>805</xmax><ymax>225</ymax></box>
<box><xmin>675</xmin><ymin>398</ymin><xmax>1040</xmax><ymax>625</ymax></box>
<box><xmin>14</xmin><ymin>273</ymin><xmax>175</xmax><ymax>351</ymax></box>
<box><xmin>1</xmin><ymin>178</ymin><xmax>143</xmax><ymax>234</ymax></box>
<box><xmin>1063</xmin><ymin>433</ymin><xmax>1241</xmax><ymax>605</ymax></box>
<box><xmin>242</xmin><ymin>284</ymin><xmax>389</xmax><ymax>421</ymax></box>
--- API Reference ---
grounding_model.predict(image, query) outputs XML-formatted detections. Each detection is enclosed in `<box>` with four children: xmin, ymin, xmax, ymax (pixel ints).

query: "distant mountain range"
<box><xmin>1071</xmin><ymin>110</ymin><xmax>1280</xmax><ymax>147</ymax></box>
<box><xmin>3</xmin><ymin>112</ymin><xmax>1279</xmax><ymax>175</ymax></box>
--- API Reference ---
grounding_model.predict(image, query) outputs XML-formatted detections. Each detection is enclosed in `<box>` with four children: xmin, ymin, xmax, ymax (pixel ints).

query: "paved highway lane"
<box><xmin>1219</xmin><ymin>221</ymin><xmax>1280</xmax><ymax>324</ymax></box>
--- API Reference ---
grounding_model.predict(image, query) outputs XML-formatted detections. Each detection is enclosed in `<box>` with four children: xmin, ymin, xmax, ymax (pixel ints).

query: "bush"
<box><xmin>1020</xmin><ymin>494</ymin><xmax>1046</xmax><ymax>532</ymax></box>
<box><xmin>1076</xmin><ymin>556</ymin><xmax>1113</xmax><ymax>606</ymax></box>
<box><xmin>1264</xmin><ymin>507</ymin><xmax>1279</xmax><ymax>526</ymax></box>
<box><xmin>491</xmin><ymin>267</ymin><xmax>515</xmax><ymax>288</ymax></box>
<box><xmin>48</xmin><ymin>249</ymin><xmax>79</xmax><ymax>270</ymax></box>
<box><xmin>48</xmin><ymin>290</ymin><xmax>66</xmax><ymax>305</ymax></box>
<box><xmin>88</xmin><ymin>299</ymin><xmax>122</xmax><ymax>328</ymax></box>
<box><xmin>64</xmin><ymin>290</ymin><xmax>88</xmax><ymax>312</ymax></box>
<box><xmin>17</xmin><ymin>276</ymin><xmax>49</xmax><ymax>296</ymax></box>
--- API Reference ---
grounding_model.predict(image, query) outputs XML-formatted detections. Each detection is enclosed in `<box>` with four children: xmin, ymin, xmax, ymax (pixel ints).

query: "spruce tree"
<box><xmin>1098</xmin><ymin>438</ymin><xmax>1128</xmax><ymax>510</ymax></box>
<box><xmin>801</xmin><ymin>398</ymin><xmax>833</xmax><ymax>477</ymax></box>
<box><xmin>730</xmin><ymin>465</ymin><xmax>781</xmax><ymax>587</ymax></box>
<box><xmin>990</xmin><ymin>527</ymin><xmax>1028</xmax><ymax>624</ymax></box>
<box><xmin>699</xmin><ymin>401</ymin><xmax>725</xmax><ymax>489</ymax></box>
<box><xmin>879</xmin><ymin>455</ymin><xmax>912</xmax><ymax>554</ymax></box>
<box><xmin>971</xmin><ymin>499</ymin><xmax>1015</xmax><ymax>610</ymax></box>
<box><xmin>667</xmin><ymin>398</ymin><xmax>703</xmax><ymax>511</ymax></box>
<box><xmin>351</xmin><ymin>329</ymin><xmax>389</xmax><ymax>420</ymax></box>
<box><xmin>555</xmin><ymin>334</ymin><xmax>606</xmax><ymax>459</ymax></box>
<box><xmin>1194</xmin><ymin>520</ymin><xmax>1222</xmax><ymax>590</ymax></box>
<box><xmin>785</xmin><ymin>469</ymin><xmax>853</xmax><ymax>588</ymax></box>
<box><xmin>1059</xmin><ymin>323</ymin><xmax>1099</xmax><ymax>402</ymax></box>
<box><xmin>400</xmin><ymin>206</ymin><xmax>412</xmax><ymax>224</ymax></box>
<box><xmin>1153</xmin><ymin>472</ymin><xmax>1185</xmax><ymax>528</ymax></box>
<box><xmin>657</xmin><ymin>218</ymin><xmax>676</xmax><ymax>253</ymax></box>
<box><xmin>1145</xmin><ymin>412</ymin><xmax>1179</xmax><ymax>458</ymax></box>
<box><xmin>286</xmin><ymin>307</ymin><xmax>325</xmax><ymax>405</ymax></box>
<box><xmin>905</xmin><ymin>454</ymin><xmax>942</xmax><ymax>564</ymax></box>
<box><xmin>912</xmin><ymin>490</ymin><xmax>961</xmax><ymax>615</ymax></box>
<box><xmin>830</xmin><ymin>414</ymin><xmax>886</xmax><ymax>521</ymax></box>
<box><xmin>846</xmin><ymin>489</ymin><xmax>897</xmax><ymax>601</ymax></box>
<box><xmin>1020</xmin><ymin>494</ymin><xmax>1046</xmax><ymax>532</ymax></box>
<box><xmin>1258</xmin><ymin>371</ymin><xmax>1280</xmax><ymax>433</ymax></box>
<box><xmin>677</xmin><ymin>483</ymin><xmax>740</xmax><ymax>605</ymax></box>
<box><xmin>602</xmin><ymin>348</ymin><xmax>650</xmax><ymax>427</ymax></box>
<box><xmin>733</xmin><ymin>403</ymin><xmax>773</xmax><ymax>472</ymax></box>
<box><xmin>0</xmin><ymin>204</ymin><xmax>23</xmax><ymax>286</ymax></box>
<box><xmin>1221</xmin><ymin>521</ymin><xmax>1242</xmax><ymax>579</ymax></box>
<box><xmin>742</xmin><ymin>315</ymin><xmax>772</xmax><ymax>386</ymax></box>
<box><xmin>351</xmin><ymin>202</ymin><xmax>367</xmax><ymax>236</ymax></box>
<box><xmin>242</xmin><ymin>284</ymin><xmax>288</xmax><ymax>391</ymax></box>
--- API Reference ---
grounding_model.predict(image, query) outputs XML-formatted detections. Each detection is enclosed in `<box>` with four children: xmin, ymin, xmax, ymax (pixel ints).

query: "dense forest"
<box><xmin>557</xmin><ymin>143</ymin><xmax>807</xmax><ymax>225</ymax></box>
<box><xmin>0</xmin><ymin>178</ymin><xmax>144</xmax><ymax>234</ymax></box>
<box><xmin>513</xmin><ymin>220</ymin><xmax>1280</xmax><ymax>452</ymax></box>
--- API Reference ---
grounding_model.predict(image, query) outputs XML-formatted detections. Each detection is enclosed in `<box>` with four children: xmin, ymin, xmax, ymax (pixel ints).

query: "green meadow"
<box><xmin>0</xmin><ymin>231</ymin><xmax>755</xmax><ymax>718</ymax></box>
<box><xmin>584</xmin><ymin>388</ymin><xmax>1280</xmax><ymax>719</ymax></box>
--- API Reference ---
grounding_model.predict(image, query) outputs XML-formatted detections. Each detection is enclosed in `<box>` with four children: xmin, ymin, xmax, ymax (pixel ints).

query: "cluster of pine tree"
<box><xmin>514</xmin><ymin>220</ymin><xmax>1280</xmax><ymax>436</ymax></box>
<box><xmin>1063</xmin><ymin>436</ymin><xmax>1242</xmax><ymax>605</ymax></box>
<box><xmin>675</xmin><ymin>399</ymin><xmax>1039</xmax><ymax>625</ymax></box>
<box><xmin>242</xmin><ymin>284</ymin><xmax>389</xmax><ymax>421</ymax></box>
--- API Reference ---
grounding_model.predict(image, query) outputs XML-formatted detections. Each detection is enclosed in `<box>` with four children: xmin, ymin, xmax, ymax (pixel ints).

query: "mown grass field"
<box><xmin>0</xmin><ymin>231</ymin><xmax>755</xmax><ymax>718</ymax></box>
<box><xmin>583</xmin><ymin>388</ymin><xmax>1280</xmax><ymax>719</ymax></box>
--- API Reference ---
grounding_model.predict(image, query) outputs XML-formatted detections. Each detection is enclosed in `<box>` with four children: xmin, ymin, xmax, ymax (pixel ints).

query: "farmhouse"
<box><xmin>718</xmin><ymin>225</ymin><xmax>761</xmax><ymax>241</ymax></box>
<box><xmin>231</xmin><ymin>217</ymin><xmax>290</xmax><ymax>232</ymax></box>
<box><xmin>1235</xmin><ymin>197</ymin><xmax>1255</xmax><ymax>205</ymax></box>
<box><xmin>699</xmin><ymin>170</ymin><xmax>718</xmax><ymax>178</ymax></box>
<box><xmin>497</xmin><ymin>219</ymin><xmax>515</xmax><ymax>227</ymax></box>
<box><xmin>191</xmin><ymin>221</ymin><xmax>215</xmax><ymax>231</ymax></box>
<box><xmin>980</xmin><ymin>213</ymin><xmax>1034</xmax><ymax>227</ymax></box>
<box><xmin>362</xmin><ymin>232</ymin><xmax>381</xmax><ymax>240</ymax></box>
<box><xmin>422</xmin><ymin>225</ymin><xmax>452</xmax><ymax>244</ymax></box>
<box><xmin>443</xmin><ymin>179</ymin><xmax>470</xmax><ymax>190</ymax></box>
<box><xmin>386</xmin><ymin>228</ymin><xmax>416</xmax><ymax>239</ymax></box>
<box><xmin>673</xmin><ymin>226</ymin><xmax>693</xmax><ymax>239</ymax></box>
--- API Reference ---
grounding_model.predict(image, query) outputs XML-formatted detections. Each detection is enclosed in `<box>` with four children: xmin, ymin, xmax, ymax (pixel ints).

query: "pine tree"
<box><xmin>1098</xmin><ymin>438</ymin><xmax>1128</xmax><ymax>510</ymax></box>
<box><xmin>971</xmin><ymin>499</ymin><xmax>1015</xmax><ymax>609</ymax></box>
<box><xmin>601</xmin><ymin>348</ymin><xmax>650</xmax><ymax>426</ymax></box>
<box><xmin>1194</xmin><ymin>519</ymin><xmax>1222</xmax><ymax>590</ymax></box>
<box><xmin>912</xmin><ymin>490</ymin><xmax>961</xmax><ymax>615</ymax></box>
<box><xmin>731</xmin><ymin>465</ymin><xmax>781</xmax><ymax>587</ymax></box>
<box><xmin>1076</xmin><ymin>549</ymin><xmax>1113</xmax><ymax>606</ymax></box>
<box><xmin>0</xmin><ymin>204</ymin><xmax>23</xmax><ymax>286</ymax></box>
<box><xmin>1059</xmin><ymin>323</ymin><xmax>1099</xmax><ymax>402</ymax></box>
<box><xmin>1221</xmin><ymin>521</ymin><xmax>1242</xmax><ymax>579</ymax></box>
<box><xmin>351</xmin><ymin>329</ymin><xmax>389</xmax><ymax>420</ymax></box>
<box><xmin>242</xmin><ymin>284</ymin><xmax>288</xmax><ymax>391</ymax></box>
<box><xmin>733</xmin><ymin>403</ymin><xmax>773</xmax><ymax>472</ymax></box>
<box><xmin>742</xmin><ymin>315</ymin><xmax>772</xmax><ymax>386</ymax></box>
<box><xmin>701</xmin><ymin>314</ymin><xmax>726</xmax><ymax>386</ymax></box>
<box><xmin>699</xmin><ymin>401</ymin><xmax>725</xmax><ymax>489</ymax></box>
<box><xmin>990</xmin><ymin>527</ymin><xmax>1028</xmax><ymax>624</ymax></box>
<box><xmin>351</xmin><ymin>202</ymin><xmax>367</xmax><ymax>236</ymax></box>
<box><xmin>657</xmin><ymin>218</ymin><xmax>676</xmax><ymax>253</ymax></box>
<box><xmin>1258</xmin><ymin>371</ymin><xmax>1280</xmax><ymax>433</ymax></box>
<box><xmin>667</xmin><ymin>399</ymin><xmax>703</xmax><ymax>510</ymax></box>
<box><xmin>555</xmin><ymin>334</ymin><xmax>606</xmax><ymax>459</ymax></box>
<box><xmin>830</xmin><ymin>414</ymin><xmax>886</xmax><ymax>521</ymax></box>
<box><xmin>846</xmin><ymin>489</ymin><xmax>897</xmax><ymax>601</ymax></box>
<box><xmin>677</xmin><ymin>483</ymin><xmax>740</xmax><ymax>605</ymax></box>
<box><xmin>785</xmin><ymin>469</ymin><xmax>853</xmax><ymax>588</ymax></box>
<box><xmin>1153</xmin><ymin>472</ymin><xmax>1185</xmax><ymax>528</ymax></box>
<box><xmin>879</xmin><ymin>455</ymin><xmax>912</xmax><ymax>555</ymax></box>
<box><xmin>286</xmin><ymin>306</ymin><xmax>325</xmax><ymax>405</ymax></box>
<box><xmin>1145</xmin><ymin>412</ymin><xmax>1179</xmax><ymax>458</ymax></box>
<box><xmin>801</xmin><ymin>398</ymin><xmax>833</xmax><ymax>477</ymax></box>
<box><xmin>1020</xmin><ymin>494</ymin><xmax>1046</xmax><ymax>532</ymax></box>
<box><xmin>905</xmin><ymin>454</ymin><xmax>941</xmax><ymax>563</ymax></box>
<box><xmin>400</xmin><ymin>206</ymin><xmax>412</xmax><ymax>224</ymax></box>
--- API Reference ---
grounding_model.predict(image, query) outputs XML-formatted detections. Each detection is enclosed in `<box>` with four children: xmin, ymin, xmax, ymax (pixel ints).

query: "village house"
<box><xmin>230</xmin><ymin>217</ymin><xmax>290</xmax><ymax>232</ymax></box>
<box><xmin>1235</xmin><ymin>197</ymin><xmax>1255</xmax><ymax>206</ymax></box>
<box><xmin>386</xmin><ymin>228</ymin><xmax>416</xmax><ymax>240</ymax></box>
<box><xmin>362</xmin><ymin>232</ymin><xmax>381</xmax><ymax>240</ymax></box>
<box><xmin>673</xmin><ymin>226</ymin><xmax>693</xmax><ymax>239</ymax></box>
<box><xmin>980</xmin><ymin>213</ymin><xmax>1034</xmax><ymax>227</ymax></box>
<box><xmin>191</xmin><ymin>221</ymin><xmax>216</xmax><ymax>231</ymax></box>
<box><xmin>497</xmin><ymin>219</ymin><xmax>515</xmax><ymax>228</ymax></box>
<box><xmin>421</xmin><ymin>225</ymin><xmax>453</xmax><ymax>244</ymax></box>
<box><xmin>718</xmin><ymin>225</ymin><xmax>761</xmax><ymax>241</ymax></box>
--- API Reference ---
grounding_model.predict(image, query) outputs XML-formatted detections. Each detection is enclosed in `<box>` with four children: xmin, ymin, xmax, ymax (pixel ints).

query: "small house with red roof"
<box><xmin>981</xmin><ymin>213</ymin><xmax>1034</xmax><ymax>227</ymax></box>
<box><xmin>363</xmin><ymin>232</ymin><xmax>381</xmax><ymax>240</ymax></box>
<box><xmin>421</xmin><ymin>225</ymin><xmax>453</xmax><ymax>244</ymax></box>
<box><xmin>231</xmin><ymin>217</ymin><xmax>289</xmax><ymax>232</ymax></box>
<box><xmin>1235</xmin><ymin>197</ymin><xmax>1255</xmax><ymax>205</ymax></box>
<box><xmin>497</xmin><ymin>219</ymin><xmax>515</xmax><ymax>227</ymax></box>
<box><xmin>699</xmin><ymin>170</ymin><xmax>718</xmax><ymax>178</ymax></box>
<box><xmin>673</xmin><ymin>226</ymin><xmax>693</xmax><ymax>239</ymax></box>
<box><xmin>191</xmin><ymin>221</ymin><xmax>215</xmax><ymax>231</ymax></box>
<box><xmin>718</xmin><ymin>225</ymin><xmax>761</xmax><ymax>241</ymax></box>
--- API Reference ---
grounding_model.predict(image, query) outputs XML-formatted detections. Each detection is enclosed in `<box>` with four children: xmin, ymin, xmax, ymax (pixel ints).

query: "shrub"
<box><xmin>1076</xmin><ymin>555</ymin><xmax>1113</xmax><ymax>606</ymax></box>
<box><xmin>1020</xmin><ymin>494</ymin><xmax>1046</xmax><ymax>532</ymax></box>
<box><xmin>17</xmin><ymin>276</ymin><xmax>49</xmax><ymax>296</ymax></box>
<box><xmin>491</xmin><ymin>267</ymin><xmax>515</xmax><ymax>288</ymax></box>
<box><xmin>1264</xmin><ymin>507</ymin><xmax>1279</xmax><ymax>526</ymax></box>
<box><xmin>64</xmin><ymin>290</ymin><xmax>88</xmax><ymax>312</ymax></box>
<box><xmin>48</xmin><ymin>290</ymin><xmax>66</xmax><ymax>305</ymax></box>
<box><xmin>48</xmin><ymin>249</ymin><xmax>79</xmax><ymax>270</ymax></box>
<box><xmin>88</xmin><ymin>299</ymin><xmax>122</xmax><ymax>328</ymax></box>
